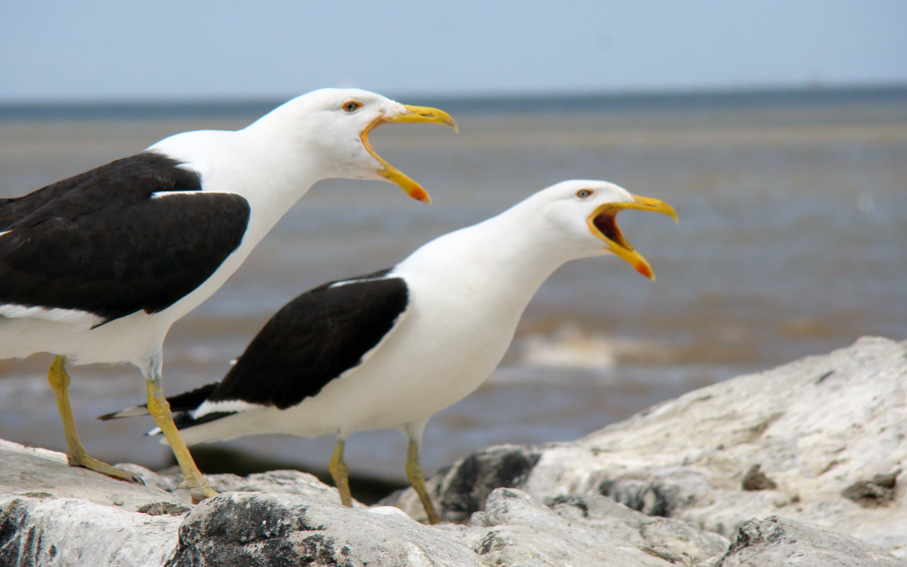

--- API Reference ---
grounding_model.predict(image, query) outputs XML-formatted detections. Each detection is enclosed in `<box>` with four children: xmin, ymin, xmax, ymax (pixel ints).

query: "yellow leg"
<box><xmin>329</xmin><ymin>438</ymin><xmax>353</xmax><ymax>507</ymax></box>
<box><xmin>145</xmin><ymin>378</ymin><xmax>217</xmax><ymax>503</ymax></box>
<box><xmin>46</xmin><ymin>356</ymin><xmax>144</xmax><ymax>484</ymax></box>
<box><xmin>406</xmin><ymin>439</ymin><xmax>439</xmax><ymax>524</ymax></box>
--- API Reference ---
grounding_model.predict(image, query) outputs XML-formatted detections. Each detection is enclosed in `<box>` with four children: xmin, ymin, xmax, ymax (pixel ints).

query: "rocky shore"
<box><xmin>2</xmin><ymin>336</ymin><xmax>905</xmax><ymax>566</ymax></box>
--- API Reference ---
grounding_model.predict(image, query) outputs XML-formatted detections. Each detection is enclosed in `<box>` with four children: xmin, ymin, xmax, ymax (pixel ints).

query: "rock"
<box><xmin>382</xmin><ymin>444</ymin><xmax>541</xmax><ymax>524</ymax></box>
<box><xmin>167</xmin><ymin>492</ymin><xmax>482</xmax><ymax>567</ymax></box>
<box><xmin>0</xmin><ymin>445</ymin><xmax>482</xmax><ymax>567</ymax></box>
<box><xmin>716</xmin><ymin>516</ymin><xmax>907</xmax><ymax>567</ymax></box>
<box><xmin>741</xmin><ymin>464</ymin><xmax>778</xmax><ymax>491</ymax></box>
<box><xmin>842</xmin><ymin>471</ymin><xmax>901</xmax><ymax>508</ymax></box>
<box><xmin>456</xmin><ymin>488</ymin><xmax>730</xmax><ymax>567</ymax></box>
<box><xmin>0</xmin><ymin>442</ymin><xmax>189</xmax><ymax>512</ymax></box>
<box><xmin>1</xmin><ymin>495</ymin><xmax>182</xmax><ymax>567</ymax></box>
<box><xmin>518</xmin><ymin>336</ymin><xmax>907</xmax><ymax>557</ymax></box>
<box><xmin>2</xmin><ymin>336</ymin><xmax>906</xmax><ymax>566</ymax></box>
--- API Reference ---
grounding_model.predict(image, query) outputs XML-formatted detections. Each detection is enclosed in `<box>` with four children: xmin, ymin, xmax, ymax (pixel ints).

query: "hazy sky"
<box><xmin>1</xmin><ymin>1</ymin><xmax>905</xmax><ymax>103</ymax></box>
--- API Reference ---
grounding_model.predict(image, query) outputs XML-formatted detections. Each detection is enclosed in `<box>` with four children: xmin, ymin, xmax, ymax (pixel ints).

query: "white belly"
<box><xmin>0</xmin><ymin>309</ymin><xmax>171</xmax><ymax>366</ymax></box>
<box><xmin>0</xmin><ymin>224</ymin><xmax>259</xmax><ymax>368</ymax></box>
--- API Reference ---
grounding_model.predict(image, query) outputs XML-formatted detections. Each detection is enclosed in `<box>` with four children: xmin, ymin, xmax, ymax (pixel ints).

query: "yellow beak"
<box><xmin>360</xmin><ymin>104</ymin><xmax>458</xmax><ymax>204</ymax></box>
<box><xmin>587</xmin><ymin>193</ymin><xmax>678</xmax><ymax>280</ymax></box>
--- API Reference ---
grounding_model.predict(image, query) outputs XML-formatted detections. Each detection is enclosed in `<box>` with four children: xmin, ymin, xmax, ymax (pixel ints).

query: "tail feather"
<box><xmin>98</xmin><ymin>382</ymin><xmax>220</xmax><ymax>421</ymax></box>
<box><xmin>97</xmin><ymin>405</ymin><xmax>151</xmax><ymax>420</ymax></box>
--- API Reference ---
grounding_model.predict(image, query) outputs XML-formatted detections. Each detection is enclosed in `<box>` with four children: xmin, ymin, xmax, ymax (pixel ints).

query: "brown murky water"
<box><xmin>1</xmin><ymin>92</ymin><xmax>905</xmax><ymax>483</ymax></box>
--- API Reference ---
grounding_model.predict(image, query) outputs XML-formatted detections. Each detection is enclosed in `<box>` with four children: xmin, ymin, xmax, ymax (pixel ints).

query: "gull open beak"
<box><xmin>587</xmin><ymin>193</ymin><xmax>678</xmax><ymax>280</ymax></box>
<box><xmin>361</xmin><ymin>104</ymin><xmax>458</xmax><ymax>204</ymax></box>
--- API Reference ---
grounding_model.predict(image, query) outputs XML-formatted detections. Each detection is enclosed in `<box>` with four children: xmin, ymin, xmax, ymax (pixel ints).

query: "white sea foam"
<box><xmin>512</xmin><ymin>325</ymin><xmax>673</xmax><ymax>371</ymax></box>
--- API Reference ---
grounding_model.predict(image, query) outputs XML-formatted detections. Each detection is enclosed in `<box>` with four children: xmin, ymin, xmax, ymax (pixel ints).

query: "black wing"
<box><xmin>0</xmin><ymin>152</ymin><xmax>250</xmax><ymax>322</ymax></box>
<box><xmin>205</xmin><ymin>271</ymin><xmax>409</xmax><ymax>410</ymax></box>
<box><xmin>162</xmin><ymin>382</ymin><xmax>221</xmax><ymax>413</ymax></box>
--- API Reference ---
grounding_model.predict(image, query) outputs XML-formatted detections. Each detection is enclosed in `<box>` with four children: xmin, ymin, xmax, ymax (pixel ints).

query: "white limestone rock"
<box><xmin>3</xmin><ymin>337</ymin><xmax>906</xmax><ymax>566</ymax></box>
<box><xmin>715</xmin><ymin>516</ymin><xmax>907</xmax><ymax>567</ymax></box>
<box><xmin>456</xmin><ymin>487</ymin><xmax>730</xmax><ymax>566</ymax></box>
<box><xmin>0</xmin><ymin>440</ymin><xmax>188</xmax><ymax>512</ymax></box>
<box><xmin>525</xmin><ymin>336</ymin><xmax>907</xmax><ymax>556</ymax></box>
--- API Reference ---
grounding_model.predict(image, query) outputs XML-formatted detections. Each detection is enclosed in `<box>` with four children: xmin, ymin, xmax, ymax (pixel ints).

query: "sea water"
<box><xmin>1</xmin><ymin>89</ymin><xmax>905</xmax><ymax>484</ymax></box>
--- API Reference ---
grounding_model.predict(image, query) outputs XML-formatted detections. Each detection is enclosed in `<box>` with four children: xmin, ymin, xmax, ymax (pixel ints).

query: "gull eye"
<box><xmin>342</xmin><ymin>100</ymin><xmax>362</xmax><ymax>113</ymax></box>
<box><xmin>576</xmin><ymin>189</ymin><xmax>593</xmax><ymax>199</ymax></box>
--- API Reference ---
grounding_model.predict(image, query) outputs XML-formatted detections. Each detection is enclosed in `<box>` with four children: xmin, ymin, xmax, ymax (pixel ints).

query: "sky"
<box><xmin>1</xmin><ymin>1</ymin><xmax>906</xmax><ymax>103</ymax></box>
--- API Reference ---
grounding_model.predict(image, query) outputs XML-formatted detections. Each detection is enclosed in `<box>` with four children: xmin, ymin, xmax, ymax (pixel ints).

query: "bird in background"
<box><xmin>0</xmin><ymin>88</ymin><xmax>457</xmax><ymax>502</ymax></box>
<box><xmin>103</xmin><ymin>179</ymin><xmax>677</xmax><ymax>521</ymax></box>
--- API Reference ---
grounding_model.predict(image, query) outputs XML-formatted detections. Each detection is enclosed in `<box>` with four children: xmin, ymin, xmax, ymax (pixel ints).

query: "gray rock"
<box><xmin>2</xmin><ymin>336</ymin><xmax>906</xmax><ymax>566</ymax></box>
<box><xmin>456</xmin><ymin>488</ymin><xmax>730</xmax><ymax>567</ymax></box>
<box><xmin>841</xmin><ymin>471</ymin><xmax>901</xmax><ymax>508</ymax></box>
<box><xmin>741</xmin><ymin>463</ymin><xmax>778</xmax><ymax>491</ymax></box>
<box><xmin>716</xmin><ymin>516</ymin><xmax>907</xmax><ymax>567</ymax></box>
<box><xmin>166</xmin><ymin>492</ymin><xmax>482</xmax><ymax>567</ymax></box>
<box><xmin>382</xmin><ymin>444</ymin><xmax>541</xmax><ymax>524</ymax></box>
<box><xmin>0</xmin><ymin>441</ymin><xmax>189</xmax><ymax>512</ymax></box>
<box><xmin>0</xmin><ymin>449</ymin><xmax>482</xmax><ymax>567</ymax></box>
<box><xmin>520</xmin><ymin>336</ymin><xmax>907</xmax><ymax>557</ymax></box>
<box><xmin>1</xmin><ymin>490</ymin><xmax>182</xmax><ymax>567</ymax></box>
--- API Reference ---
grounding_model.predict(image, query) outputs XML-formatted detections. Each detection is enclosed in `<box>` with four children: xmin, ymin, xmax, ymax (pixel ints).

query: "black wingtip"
<box><xmin>98</xmin><ymin>406</ymin><xmax>148</xmax><ymax>421</ymax></box>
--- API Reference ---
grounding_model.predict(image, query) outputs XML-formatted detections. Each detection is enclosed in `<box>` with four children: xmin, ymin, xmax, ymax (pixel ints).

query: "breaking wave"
<box><xmin>510</xmin><ymin>325</ymin><xmax>677</xmax><ymax>372</ymax></box>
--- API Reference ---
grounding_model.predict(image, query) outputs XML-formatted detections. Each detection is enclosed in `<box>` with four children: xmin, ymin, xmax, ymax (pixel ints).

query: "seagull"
<box><xmin>0</xmin><ymin>88</ymin><xmax>457</xmax><ymax>502</ymax></box>
<box><xmin>103</xmin><ymin>179</ymin><xmax>676</xmax><ymax>519</ymax></box>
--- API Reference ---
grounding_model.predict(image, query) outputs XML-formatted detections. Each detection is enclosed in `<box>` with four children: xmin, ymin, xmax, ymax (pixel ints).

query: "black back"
<box><xmin>204</xmin><ymin>271</ymin><xmax>409</xmax><ymax>410</ymax></box>
<box><xmin>0</xmin><ymin>152</ymin><xmax>251</xmax><ymax>322</ymax></box>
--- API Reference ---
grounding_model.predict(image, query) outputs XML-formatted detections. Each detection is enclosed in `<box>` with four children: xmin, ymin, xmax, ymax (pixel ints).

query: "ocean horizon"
<box><xmin>2</xmin><ymin>84</ymin><xmax>906</xmax><ymax>121</ymax></box>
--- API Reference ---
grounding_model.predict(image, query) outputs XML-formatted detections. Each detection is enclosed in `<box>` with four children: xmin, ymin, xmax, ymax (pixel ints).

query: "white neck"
<box><xmin>144</xmin><ymin>114</ymin><xmax>332</xmax><ymax>323</ymax></box>
<box><xmin>396</xmin><ymin>198</ymin><xmax>587</xmax><ymax>316</ymax></box>
<box><xmin>151</xmin><ymin>121</ymin><xmax>327</xmax><ymax>249</ymax></box>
